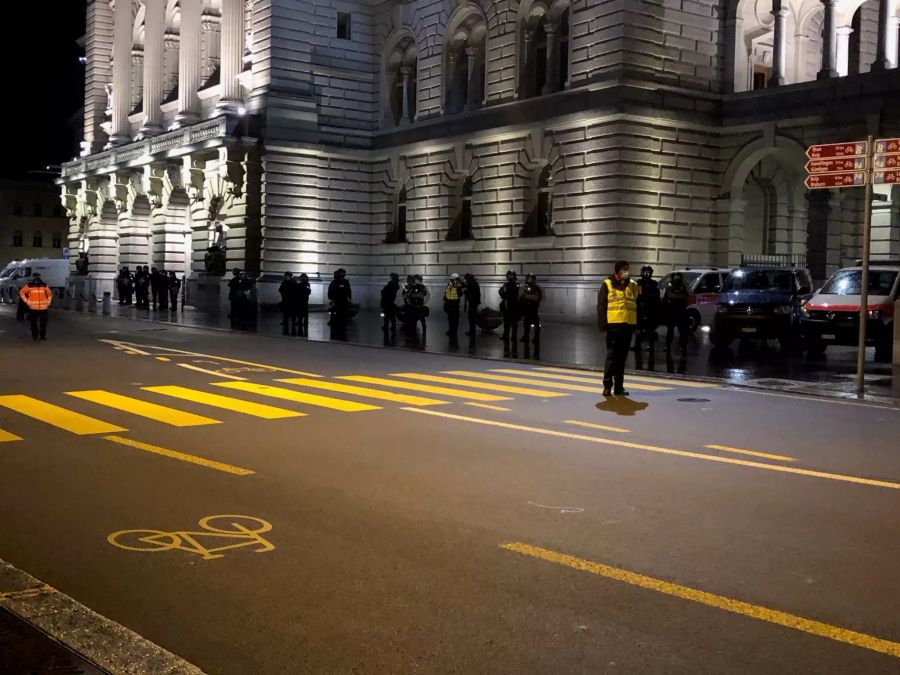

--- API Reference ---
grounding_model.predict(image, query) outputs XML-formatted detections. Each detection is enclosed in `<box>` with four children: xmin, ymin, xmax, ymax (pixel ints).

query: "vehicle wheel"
<box><xmin>804</xmin><ymin>338</ymin><xmax>827</xmax><ymax>357</ymax></box>
<box><xmin>687</xmin><ymin>309</ymin><xmax>701</xmax><ymax>333</ymax></box>
<box><xmin>709</xmin><ymin>331</ymin><xmax>731</xmax><ymax>348</ymax></box>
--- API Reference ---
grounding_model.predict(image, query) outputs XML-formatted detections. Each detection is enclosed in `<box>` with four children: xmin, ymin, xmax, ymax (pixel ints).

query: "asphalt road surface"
<box><xmin>0</xmin><ymin>308</ymin><xmax>898</xmax><ymax>674</ymax></box>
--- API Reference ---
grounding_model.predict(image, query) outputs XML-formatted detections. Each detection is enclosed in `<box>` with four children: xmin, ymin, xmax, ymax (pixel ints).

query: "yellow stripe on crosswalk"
<box><xmin>213</xmin><ymin>382</ymin><xmax>381</xmax><ymax>412</ymax></box>
<box><xmin>392</xmin><ymin>373</ymin><xmax>567</xmax><ymax>398</ymax></box>
<box><xmin>484</xmin><ymin>369</ymin><xmax>669</xmax><ymax>392</ymax></box>
<box><xmin>67</xmin><ymin>390</ymin><xmax>221</xmax><ymax>428</ymax></box>
<box><xmin>337</xmin><ymin>376</ymin><xmax>511</xmax><ymax>402</ymax></box>
<box><xmin>534</xmin><ymin>366</ymin><xmax>718</xmax><ymax>389</ymax></box>
<box><xmin>0</xmin><ymin>395</ymin><xmax>126</xmax><ymax>435</ymax></box>
<box><xmin>0</xmin><ymin>428</ymin><xmax>23</xmax><ymax>443</ymax></box>
<box><xmin>277</xmin><ymin>378</ymin><xmax>447</xmax><ymax>406</ymax></box>
<box><xmin>142</xmin><ymin>386</ymin><xmax>306</xmax><ymax>420</ymax></box>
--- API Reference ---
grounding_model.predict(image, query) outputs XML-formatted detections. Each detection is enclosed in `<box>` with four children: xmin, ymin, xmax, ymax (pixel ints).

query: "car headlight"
<box><xmin>800</xmin><ymin>307</ymin><xmax>810</xmax><ymax>318</ymax></box>
<box><xmin>868</xmin><ymin>309</ymin><xmax>881</xmax><ymax>320</ymax></box>
<box><xmin>773</xmin><ymin>305</ymin><xmax>793</xmax><ymax>314</ymax></box>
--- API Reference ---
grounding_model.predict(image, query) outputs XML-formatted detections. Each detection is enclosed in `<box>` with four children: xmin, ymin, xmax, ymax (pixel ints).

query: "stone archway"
<box><xmin>89</xmin><ymin>201</ymin><xmax>120</xmax><ymax>295</ymax></box>
<box><xmin>156</xmin><ymin>188</ymin><xmax>191</xmax><ymax>274</ymax></box>
<box><xmin>120</xmin><ymin>195</ymin><xmax>152</xmax><ymax>269</ymax></box>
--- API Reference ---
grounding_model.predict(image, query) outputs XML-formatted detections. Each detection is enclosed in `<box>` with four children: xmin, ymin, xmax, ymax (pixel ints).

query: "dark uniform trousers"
<box><xmin>604</xmin><ymin>324</ymin><xmax>634</xmax><ymax>391</ymax></box>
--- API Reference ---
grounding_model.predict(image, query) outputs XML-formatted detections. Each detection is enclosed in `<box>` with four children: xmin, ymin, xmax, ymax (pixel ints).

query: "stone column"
<box><xmin>542</xmin><ymin>21</ymin><xmax>561</xmax><ymax>94</ymax></box>
<box><xmin>83</xmin><ymin>0</ymin><xmax>113</xmax><ymax>155</ymax></box>
<box><xmin>818</xmin><ymin>0</ymin><xmax>839</xmax><ymax>79</ymax></box>
<box><xmin>400</xmin><ymin>66</ymin><xmax>412</xmax><ymax>123</ymax></box>
<box><xmin>793</xmin><ymin>33</ymin><xmax>809</xmax><ymax>82</ymax></box>
<box><xmin>139</xmin><ymin>0</ymin><xmax>165</xmax><ymax>137</ymax></box>
<box><xmin>130</xmin><ymin>49</ymin><xmax>144</xmax><ymax>115</ymax></box>
<box><xmin>217</xmin><ymin>0</ymin><xmax>246</xmax><ymax>112</ymax></box>
<box><xmin>521</xmin><ymin>29</ymin><xmax>533</xmax><ymax>97</ymax></box>
<box><xmin>465</xmin><ymin>46</ymin><xmax>481</xmax><ymax>110</ymax></box>
<box><xmin>873</xmin><ymin>0</ymin><xmax>892</xmax><ymax>70</ymax></box>
<box><xmin>836</xmin><ymin>26</ymin><xmax>853</xmax><ymax>77</ymax></box>
<box><xmin>447</xmin><ymin>52</ymin><xmax>458</xmax><ymax>112</ymax></box>
<box><xmin>888</xmin><ymin>16</ymin><xmax>900</xmax><ymax>68</ymax></box>
<box><xmin>110</xmin><ymin>0</ymin><xmax>132</xmax><ymax>145</ymax></box>
<box><xmin>769</xmin><ymin>1</ymin><xmax>788</xmax><ymax>87</ymax></box>
<box><xmin>175</xmin><ymin>0</ymin><xmax>202</xmax><ymax>127</ymax></box>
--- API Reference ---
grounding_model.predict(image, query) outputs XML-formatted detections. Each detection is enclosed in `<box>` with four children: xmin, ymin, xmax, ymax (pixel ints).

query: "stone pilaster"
<box><xmin>83</xmin><ymin>0</ymin><xmax>113</xmax><ymax>155</ymax></box>
<box><xmin>217</xmin><ymin>0</ymin><xmax>246</xmax><ymax>112</ymax></box>
<box><xmin>109</xmin><ymin>0</ymin><xmax>132</xmax><ymax>146</ymax></box>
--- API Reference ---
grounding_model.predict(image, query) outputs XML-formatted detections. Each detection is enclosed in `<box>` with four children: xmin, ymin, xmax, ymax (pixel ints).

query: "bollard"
<box><xmin>88</xmin><ymin>293</ymin><xmax>97</xmax><ymax>313</ymax></box>
<box><xmin>102</xmin><ymin>292</ymin><xmax>112</xmax><ymax>316</ymax></box>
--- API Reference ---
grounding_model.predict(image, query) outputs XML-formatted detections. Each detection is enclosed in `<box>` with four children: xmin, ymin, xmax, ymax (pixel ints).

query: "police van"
<box><xmin>0</xmin><ymin>258</ymin><xmax>69</xmax><ymax>304</ymax></box>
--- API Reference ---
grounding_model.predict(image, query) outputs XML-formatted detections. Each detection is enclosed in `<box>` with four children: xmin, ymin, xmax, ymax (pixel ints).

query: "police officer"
<box><xmin>520</xmin><ymin>273</ymin><xmax>544</xmax><ymax>345</ymax></box>
<box><xmin>380</xmin><ymin>273</ymin><xmax>401</xmax><ymax>343</ymax></box>
<box><xmin>443</xmin><ymin>273</ymin><xmax>463</xmax><ymax>343</ymax></box>
<box><xmin>663</xmin><ymin>271</ymin><xmax>690</xmax><ymax>353</ymax></box>
<box><xmin>327</xmin><ymin>268</ymin><xmax>352</xmax><ymax>340</ymax></box>
<box><xmin>19</xmin><ymin>273</ymin><xmax>52</xmax><ymax>341</ymax></box>
<box><xmin>228</xmin><ymin>268</ymin><xmax>242</xmax><ymax>328</ymax></box>
<box><xmin>167</xmin><ymin>271</ymin><xmax>181</xmax><ymax>311</ymax></box>
<box><xmin>463</xmin><ymin>273</ymin><xmax>481</xmax><ymax>338</ymax></box>
<box><xmin>294</xmin><ymin>273</ymin><xmax>312</xmax><ymax>337</ymax></box>
<box><xmin>635</xmin><ymin>265</ymin><xmax>661</xmax><ymax>351</ymax></box>
<box><xmin>150</xmin><ymin>267</ymin><xmax>163</xmax><ymax>310</ymax></box>
<box><xmin>116</xmin><ymin>267</ymin><xmax>133</xmax><ymax>306</ymax></box>
<box><xmin>279</xmin><ymin>272</ymin><xmax>295</xmax><ymax>335</ymax></box>
<box><xmin>597</xmin><ymin>260</ymin><xmax>640</xmax><ymax>396</ymax></box>
<box><xmin>404</xmin><ymin>274</ymin><xmax>430</xmax><ymax>340</ymax></box>
<box><xmin>135</xmin><ymin>266</ymin><xmax>150</xmax><ymax>309</ymax></box>
<box><xmin>499</xmin><ymin>270</ymin><xmax>521</xmax><ymax>356</ymax></box>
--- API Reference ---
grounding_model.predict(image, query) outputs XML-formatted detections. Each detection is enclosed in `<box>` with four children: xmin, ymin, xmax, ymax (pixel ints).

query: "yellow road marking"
<box><xmin>565</xmin><ymin>420</ymin><xmax>630</xmax><ymax>434</ymax></box>
<box><xmin>402</xmin><ymin>408</ymin><xmax>900</xmax><ymax>490</ymax></box>
<box><xmin>67</xmin><ymin>390</ymin><xmax>220</xmax><ymax>428</ymax></box>
<box><xmin>535</xmin><ymin>366</ymin><xmax>718</xmax><ymax>389</ymax></box>
<box><xmin>178</xmin><ymin>363</ymin><xmax>247</xmax><ymax>381</ymax></box>
<box><xmin>142</xmin><ymin>386</ymin><xmax>305</xmax><ymax>420</ymax></box>
<box><xmin>447</xmin><ymin>370</ymin><xmax>668</xmax><ymax>394</ymax></box>
<box><xmin>0</xmin><ymin>395</ymin><xmax>126</xmax><ymax>435</ymax></box>
<box><xmin>392</xmin><ymin>373</ymin><xmax>567</xmax><ymax>398</ymax></box>
<box><xmin>155</xmin><ymin>356</ymin><xmax>171</xmax><ymax>362</ymax></box>
<box><xmin>465</xmin><ymin>402</ymin><xmax>511</xmax><ymax>412</ymax></box>
<box><xmin>493</xmin><ymin>369</ymin><xmax>669</xmax><ymax>392</ymax></box>
<box><xmin>501</xmin><ymin>541</ymin><xmax>900</xmax><ymax>659</ymax></box>
<box><xmin>705</xmin><ymin>444</ymin><xmax>796</xmax><ymax>463</ymax></box>
<box><xmin>0</xmin><ymin>428</ymin><xmax>23</xmax><ymax>443</ymax></box>
<box><xmin>278</xmin><ymin>378</ymin><xmax>446</xmax><ymax>406</ymax></box>
<box><xmin>214</xmin><ymin>382</ymin><xmax>380</xmax><ymax>412</ymax></box>
<box><xmin>337</xmin><ymin>375</ymin><xmax>511</xmax><ymax>402</ymax></box>
<box><xmin>103</xmin><ymin>435</ymin><xmax>254</xmax><ymax>476</ymax></box>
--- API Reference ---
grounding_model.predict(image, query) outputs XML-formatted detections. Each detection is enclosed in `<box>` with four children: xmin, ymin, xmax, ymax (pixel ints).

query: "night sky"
<box><xmin>5</xmin><ymin>2</ymin><xmax>86</xmax><ymax>179</ymax></box>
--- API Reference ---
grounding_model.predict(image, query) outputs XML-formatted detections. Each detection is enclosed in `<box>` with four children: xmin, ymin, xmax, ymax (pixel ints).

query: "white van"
<box><xmin>0</xmin><ymin>258</ymin><xmax>69</xmax><ymax>304</ymax></box>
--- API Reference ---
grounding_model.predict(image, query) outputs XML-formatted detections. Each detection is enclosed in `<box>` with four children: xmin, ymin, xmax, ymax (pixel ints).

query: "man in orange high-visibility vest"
<box><xmin>19</xmin><ymin>273</ymin><xmax>53</xmax><ymax>341</ymax></box>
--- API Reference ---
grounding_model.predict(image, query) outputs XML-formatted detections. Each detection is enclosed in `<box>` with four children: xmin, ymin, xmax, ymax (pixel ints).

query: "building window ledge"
<box><xmin>514</xmin><ymin>235</ymin><xmax>557</xmax><ymax>249</ymax></box>
<box><xmin>381</xmin><ymin>241</ymin><xmax>410</xmax><ymax>253</ymax></box>
<box><xmin>435</xmin><ymin>239</ymin><xmax>478</xmax><ymax>252</ymax></box>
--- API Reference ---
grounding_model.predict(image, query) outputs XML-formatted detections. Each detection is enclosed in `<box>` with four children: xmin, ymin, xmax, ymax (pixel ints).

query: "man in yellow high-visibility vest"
<box><xmin>597</xmin><ymin>260</ymin><xmax>640</xmax><ymax>396</ymax></box>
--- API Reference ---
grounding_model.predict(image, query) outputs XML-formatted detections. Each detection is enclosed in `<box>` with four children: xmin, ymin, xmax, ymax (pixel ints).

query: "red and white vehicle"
<box><xmin>800</xmin><ymin>264</ymin><xmax>899</xmax><ymax>360</ymax></box>
<box><xmin>658</xmin><ymin>268</ymin><xmax>728</xmax><ymax>332</ymax></box>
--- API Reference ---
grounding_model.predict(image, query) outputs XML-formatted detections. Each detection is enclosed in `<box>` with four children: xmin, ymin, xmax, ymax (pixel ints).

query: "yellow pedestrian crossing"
<box><xmin>0</xmin><ymin>395</ymin><xmax>126</xmax><ymax>436</ymax></box>
<box><xmin>337</xmin><ymin>375</ymin><xmax>511</xmax><ymax>402</ymax></box>
<box><xmin>482</xmin><ymin>370</ymin><xmax>670</xmax><ymax>392</ymax></box>
<box><xmin>0</xmin><ymin>428</ymin><xmax>23</xmax><ymax>443</ymax></box>
<box><xmin>213</xmin><ymin>382</ymin><xmax>381</xmax><ymax>412</ymax></box>
<box><xmin>277</xmin><ymin>378</ymin><xmax>447</xmax><ymax>406</ymax></box>
<box><xmin>66</xmin><ymin>390</ymin><xmax>221</xmax><ymax>428</ymax></box>
<box><xmin>391</xmin><ymin>373</ymin><xmax>568</xmax><ymax>398</ymax></box>
<box><xmin>142</xmin><ymin>386</ymin><xmax>306</xmax><ymax>420</ymax></box>
<box><xmin>533</xmin><ymin>366</ymin><xmax>718</xmax><ymax>389</ymax></box>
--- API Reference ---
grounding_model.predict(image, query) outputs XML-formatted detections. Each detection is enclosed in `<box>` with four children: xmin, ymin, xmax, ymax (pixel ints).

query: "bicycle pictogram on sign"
<box><xmin>108</xmin><ymin>515</ymin><xmax>275</xmax><ymax>560</ymax></box>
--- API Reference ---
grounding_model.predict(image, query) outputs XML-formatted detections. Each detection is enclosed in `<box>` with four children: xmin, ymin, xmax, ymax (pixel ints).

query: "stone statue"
<box><xmin>75</xmin><ymin>252</ymin><xmax>90</xmax><ymax>276</ymax></box>
<box><xmin>204</xmin><ymin>245</ymin><xmax>226</xmax><ymax>276</ymax></box>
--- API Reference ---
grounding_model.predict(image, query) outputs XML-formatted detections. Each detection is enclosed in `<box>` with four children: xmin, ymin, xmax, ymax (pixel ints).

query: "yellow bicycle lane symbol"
<box><xmin>108</xmin><ymin>515</ymin><xmax>275</xmax><ymax>560</ymax></box>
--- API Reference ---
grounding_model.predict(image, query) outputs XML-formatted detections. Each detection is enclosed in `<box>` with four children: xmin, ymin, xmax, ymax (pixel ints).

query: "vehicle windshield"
<box><xmin>659</xmin><ymin>272</ymin><xmax>702</xmax><ymax>290</ymax></box>
<box><xmin>723</xmin><ymin>269</ymin><xmax>794</xmax><ymax>292</ymax></box>
<box><xmin>819</xmin><ymin>269</ymin><xmax>898</xmax><ymax>296</ymax></box>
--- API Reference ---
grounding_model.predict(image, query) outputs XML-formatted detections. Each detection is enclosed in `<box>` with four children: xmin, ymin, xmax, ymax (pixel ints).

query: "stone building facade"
<box><xmin>0</xmin><ymin>180</ymin><xmax>69</xmax><ymax>266</ymax></box>
<box><xmin>59</xmin><ymin>0</ymin><xmax>900</xmax><ymax>320</ymax></box>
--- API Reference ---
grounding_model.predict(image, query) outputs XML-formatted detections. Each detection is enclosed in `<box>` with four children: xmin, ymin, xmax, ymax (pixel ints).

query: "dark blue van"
<box><xmin>710</xmin><ymin>267</ymin><xmax>813</xmax><ymax>350</ymax></box>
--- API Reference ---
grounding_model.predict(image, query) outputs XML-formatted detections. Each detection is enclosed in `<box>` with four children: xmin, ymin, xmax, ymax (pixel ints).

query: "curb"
<box><xmin>0</xmin><ymin>558</ymin><xmax>204</xmax><ymax>675</ymax></box>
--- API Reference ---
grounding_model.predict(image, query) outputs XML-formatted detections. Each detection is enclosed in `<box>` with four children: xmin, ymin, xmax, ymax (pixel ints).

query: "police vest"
<box><xmin>20</xmin><ymin>285</ymin><xmax>52</xmax><ymax>311</ymax></box>
<box><xmin>604</xmin><ymin>278</ymin><xmax>638</xmax><ymax>325</ymax></box>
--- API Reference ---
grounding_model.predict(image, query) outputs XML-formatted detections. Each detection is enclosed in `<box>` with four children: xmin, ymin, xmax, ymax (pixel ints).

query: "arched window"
<box><xmin>33</xmin><ymin>231</ymin><xmax>43</xmax><ymax>248</ymax></box>
<box><xmin>385</xmin><ymin>36</ymin><xmax>418</xmax><ymax>127</ymax></box>
<box><xmin>520</xmin><ymin>2</ymin><xmax>569</xmax><ymax>98</ymax></box>
<box><xmin>386</xmin><ymin>186</ymin><xmax>408</xmax><ymax>243</ymax></box>
<box><xmin>521</xmin><ymin>165</ymin><xmax>553</xmax><ymax>237</ymax></box>
<box><xmin>52</xmin><ymin>232</ymin><xmax>63</xmax><ymax>248</ymax></box>
<box><xmin>447</xmin><ymin>177</ymin><xmax>474</xmax><ymax>241</ymax></box>
<box><xmin>444</xmin><ymin>9</ymin><xmax>487</xmax><ymax>115</ymax></box>
<box><xmin>12</xmin><ymin>231</ymin><xmax>23</xmax><ymax>247</ymax></box>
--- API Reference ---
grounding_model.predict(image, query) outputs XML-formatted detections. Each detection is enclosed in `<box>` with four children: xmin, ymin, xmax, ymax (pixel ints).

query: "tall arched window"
<box><xmin>520</xmin><ymin>1</ymin><xmax>569</xmax><ymax>98</ymax></box>
<box><xmin>444</xmin><ymin>9</ymin><xmax>487</xmax><ymax>115</ymax></box>
<box><xmin>447</xmin><ymin>177</ymin><xmax>474</xmax><ymax>241</ymax></box>
<box><xmin>522</xmin><ymin>165</ymin><xmax>553</xmax><ymax>237</ymax></box>
<box><xmin>386</xmin><ymin>186</ymin><xmax>408</xmax><ymax>243</ymax></box>
<box><xmin>385</xmin><ymin>36</ymin><xmax>418</xmax><ymax>128</ymax></box>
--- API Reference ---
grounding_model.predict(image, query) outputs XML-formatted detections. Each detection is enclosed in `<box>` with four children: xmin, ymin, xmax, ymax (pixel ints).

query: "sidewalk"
<box><xmin>97</xmin><ymin>302</ymin><xmax>900</xmax><ymax>403</ymax></box>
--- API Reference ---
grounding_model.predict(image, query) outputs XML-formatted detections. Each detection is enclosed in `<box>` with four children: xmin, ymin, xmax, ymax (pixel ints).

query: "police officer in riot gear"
<box><xmin>499</xmin><ymin>270</ymin><xmax>521</xmax><ymax>357</ymax></box>
<box><xmin>634</xmin><ymin>265</ymin><xmax>661</xmax><ymax>351</ymax></box>
<box><xmin>520</xmin><ymin>273</ymin><xmax>544</xmax><ymax>345</ymax></box>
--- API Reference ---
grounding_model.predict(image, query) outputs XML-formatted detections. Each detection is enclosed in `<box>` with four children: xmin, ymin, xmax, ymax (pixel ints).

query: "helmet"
<box><xmin>300</xmin><ymin>273</ymin><xmax>309</xmax><ymax>282</ymax></box>
<box><xmin>450</xmin><ymin>273</ymin><xmax>460</xmax><ymax>280</ymax></box>
<box><xmin>414</xmin><ymin>274</ymin><xmax>423</xmax><ymax>283</ymax></box>
<box><xmin>526</xmin><ymin>273</ymin><xmax>536</xmax><ymax>283</ymax></box>
<box><xmin>390</xmin><ymin>273</ymin><xmax>399</xmax><ymax>282</ymax></box>
<box><xmin>641</xmin><ymin>265</ymin><xmax>654</xmax><ymax>277</ymax></box>
<box><xmin>406</xmin><ymin>274</ymin><xmax>415</xmax><ymax>284</ymax></box>
<box><xmin>506</xmin><ymin>270</ymin><xmax>517</xmax><ymax>280</ymax></box>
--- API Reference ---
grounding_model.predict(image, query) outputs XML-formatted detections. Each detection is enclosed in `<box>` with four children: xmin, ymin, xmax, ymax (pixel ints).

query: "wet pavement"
<box><xmin>94</xmin><ymin>303</ymin><xmax>900</xmax><ymax>403</ymax></box>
